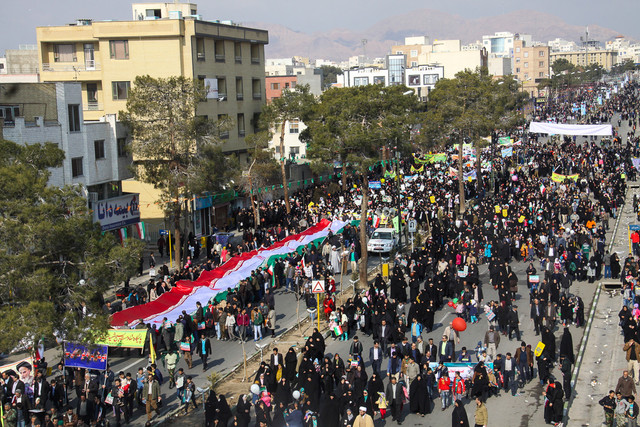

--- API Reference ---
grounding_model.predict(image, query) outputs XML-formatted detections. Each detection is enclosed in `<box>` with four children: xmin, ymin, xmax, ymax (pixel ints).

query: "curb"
<box><xmin>562</xmin><ymin>189</ymin><xmax>627</xmax><ymax>424</ymax></box>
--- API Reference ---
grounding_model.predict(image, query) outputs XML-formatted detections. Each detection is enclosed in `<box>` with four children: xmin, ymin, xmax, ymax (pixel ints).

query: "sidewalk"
<box><xmin>568</xmin><ymin>184</ymin><xmax>638</xmax><ymax>425</ymax></box>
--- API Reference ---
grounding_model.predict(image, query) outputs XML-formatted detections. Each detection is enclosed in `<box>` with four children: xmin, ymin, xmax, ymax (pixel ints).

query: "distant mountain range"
<box><xmin>246</xmin><ymin>9</ymin><xmax>625</xmax><ymax>61</ymax></box>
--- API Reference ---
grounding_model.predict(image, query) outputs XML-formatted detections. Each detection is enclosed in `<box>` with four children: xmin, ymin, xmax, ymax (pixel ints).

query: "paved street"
<box><xmin>568</xmin><ymin>180</ymin><xmax>639</xmax><ymax>425</ymax></box>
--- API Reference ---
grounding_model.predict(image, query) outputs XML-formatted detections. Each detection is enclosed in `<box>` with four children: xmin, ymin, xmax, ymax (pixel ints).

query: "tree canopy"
<box><xmin>419</xmin><ymin>69</ymin><xmax>526</xmax><ymax>211</ymax></box>
<box><xmin>305</xmin><ymin>84</ymin><xmax>421</xmax><ymax>288</ymax></box>
<box><xmin>120</xmin><ymin>75</ymin><xmax>228</xmax><ymax>267</ymax></box>
<box><xmin>260</xmin><ymin>84</ymin><xmax>316</xmax><ymax>213</ymax></box>
<box><xmin>0</xmin><ymin>140</ymin><xmax>142</xmax><ymax>352</ymax></box>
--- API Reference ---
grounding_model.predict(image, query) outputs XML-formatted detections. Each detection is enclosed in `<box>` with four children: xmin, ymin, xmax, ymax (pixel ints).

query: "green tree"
<box><xmin>306</xmin><ymin>85</ymin><xmax>420</xmax><ymax>289</ymax></box>
<box><xmin>319</xmin><ymin>65</ymin><xmax>343</xmax><ymax>89</ymax></box>
<box><xmin>0</xmin><ymin>140</ymin><xmax>142</xmax><ymax>352</ymax></box>
<box><xmin>241</xmin><ymin>131</ymin><xmax>280</xmax><ymax>225</ymax></box>
<box><xmin>120</xmin><ymin>75</ymin><xmax>227</xmax><ymax>268</ymax></box>
<box><xmin>260</xmin><ymin>85</ymin><xmax>316</xmax><ymax>214</ymax></box>
<box><xmin>420</xmin><ymin>70</ymin><xmax>526</xmax><ymax>212</ymax></box>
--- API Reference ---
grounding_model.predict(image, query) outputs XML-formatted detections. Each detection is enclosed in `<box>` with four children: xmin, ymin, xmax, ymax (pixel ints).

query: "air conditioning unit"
<box><xmin>169</xmin><ymin>11</ymin><xmax>182</xmax><ymax>20</ymax></box>
<box><xmin>88</xmin><ymin>192</ymin><xmax>98</xmax><ymax>203</ymax></box>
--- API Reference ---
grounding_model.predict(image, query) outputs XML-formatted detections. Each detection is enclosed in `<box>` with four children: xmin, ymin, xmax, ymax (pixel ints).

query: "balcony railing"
<box><xmin>84</xmin><ymin>102</ymin><xmax>103</xmax><ymax>111</ymax></box>
<box><xmin>252</xmin><ymin>93</ymin><xmax>262</xmax><ymax>100</ymax></box>
<box><xmin>42</xmin><ymin>62</ymin><xmax>101</xmax><ymax>72</ymax></box>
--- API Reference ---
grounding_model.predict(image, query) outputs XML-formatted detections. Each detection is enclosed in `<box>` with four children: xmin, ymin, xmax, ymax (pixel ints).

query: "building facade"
<box><xmin>35</xmin><ymin>2</ymin><xmax>269</xmax><ymax>238</ymax></box>
<box><xmin>550</xmin><ymin>49</ymin><xmax>618</xmax><ymax>70</ymax></box>
<box><xmin>36</xmin><ymin>3</ymin><xmax>268</xmax><ymax>156</ymax></box>
<box><xmin>512</xmin><ymin>39</ymin><xmax>550</xmax><ymax>97</ymax></box>
<box><xmin>0</xmin><ymin>81</ymin><xmax>137</xmax><ymax>232</ymax></box>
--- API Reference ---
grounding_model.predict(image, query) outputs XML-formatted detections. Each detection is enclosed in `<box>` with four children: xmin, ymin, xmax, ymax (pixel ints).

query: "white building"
<box><xmin>404</xmin><ymin>65</ymin><xmax>445</xmax><ymax>100</ymax></box>
<box><xmin>482</xmin><ymin>32</ymin><xmax>532</xmax><ymax>58</ymax></box>
<box><xmin>548</xmin><ymin>38</ymin><xmax>579</xmax><ymax>52</ymax></box>
<box><xmin>267</xmin><ymin>119</ymin><xmax>308</xmax><ymax>162</ymax></box>
<box><xmin>337</xmin><ymin>57</ymin><xmax>444</xmax><ymax>101</ymax></box>
<box><xmin>0</xmin><ymin>82</ymin><xmax>135</xmax><ymax>230</ymax></box>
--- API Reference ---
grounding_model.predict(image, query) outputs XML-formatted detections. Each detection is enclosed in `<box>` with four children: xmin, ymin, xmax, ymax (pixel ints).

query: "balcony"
<box><xmin>84</xmin><ymin>102</ymin><xmax>103</xmax><ymax>111</ymax></box>
<box><xmin>42</xmin><ymin>62</ymin><xmax>101</xmax><ymax>72</ymax></box>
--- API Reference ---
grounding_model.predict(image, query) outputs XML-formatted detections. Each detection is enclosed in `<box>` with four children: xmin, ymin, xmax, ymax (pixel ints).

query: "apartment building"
<box><xmin>0</xmin><ymin>81</ymin><xmax>136</xmax><ymax>232</ymax></box>
<box><xmin>391</xmin><ymin>39</ymin><xmax>487</xmax><ymax>79</ymax></box>
<box><xmin>35</xmin><ymin>2</ymin><xmax>269</xmax><ymax>237</ymax></box>
<box><xmin>550</xmin><ymin>49</ymin><xmax>618</xmax><ymax>71</ymax></box>
<box><xmin>512</xmin><ymin>39</ymin><xmax>550</xmax><ymax>97</ymax></box>
<box><xmin>36</xmin><ymin>3</ymin><xmax>268</xmax><ymax>155</ymax></box>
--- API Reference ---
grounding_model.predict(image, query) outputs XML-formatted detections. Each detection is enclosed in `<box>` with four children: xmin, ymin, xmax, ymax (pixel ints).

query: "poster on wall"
<box><xmin>64</xmin><ymin>342</ymin><xmax>108</xmax><ymax>371</ymax></box>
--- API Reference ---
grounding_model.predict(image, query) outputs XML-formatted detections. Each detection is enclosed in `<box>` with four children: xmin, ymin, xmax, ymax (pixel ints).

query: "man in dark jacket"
<box><xmin>196</xmin><ymin>336</ymin><xmax>212</xmax><ymax>371</ymax></box>
<box><xmin>599</xmin><ymin>390</ymin><xmax>616</xmax><ymax>427</ymax></box>
<box><xmin>385</xmin><ymin>376</ymin><xmax>404</xmax><ymax>423</ymax></box>
<box><xmin>507</xmin><ymin>306</ymin><xmax>521</xmax><ymax>341</ymax></box>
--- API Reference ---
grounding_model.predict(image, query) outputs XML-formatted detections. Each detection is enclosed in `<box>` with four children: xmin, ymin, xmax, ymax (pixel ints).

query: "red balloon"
<box><xmin>447</xmin><ymin>301</ymin><xmax>455</xmax><ymax>308</ymax></box>
<box><xmin>452</xmin><ymin>317</ymin><xmax>467</xmax><ymax>332</ymax></box>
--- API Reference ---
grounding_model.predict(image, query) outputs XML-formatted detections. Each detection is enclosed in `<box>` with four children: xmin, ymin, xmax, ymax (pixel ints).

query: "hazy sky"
<box><xmin>2</xmin><ymin>0</ymin><xmax>638</xmax><ymax>53</ymax></box>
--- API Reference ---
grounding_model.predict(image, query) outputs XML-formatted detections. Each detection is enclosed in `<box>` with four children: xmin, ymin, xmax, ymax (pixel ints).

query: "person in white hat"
<box><xmin>353</xmin><ymin>406</ymin><xmax>374</xmax><ymax>427</ymax></box>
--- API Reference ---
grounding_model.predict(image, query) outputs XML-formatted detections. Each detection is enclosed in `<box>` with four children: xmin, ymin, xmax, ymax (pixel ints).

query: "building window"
<box><xmin>284</xmin><ymin>82</ymin><xmax>290</xmax><ymax>88</ymax></box>
<box><xmin>109</xmin><ymin>40</ymin><xmax>129</xmax><ymax>60</ymax></box>
<box><xmin>411</xmin><ymin>61</ymin><xmax>418</xmax><ymax>67</ymax></box>
<box><xmin>71</xmin><ymin>157</ymin><xmax>83</xmax><ymax>178</ymax></box>
<box><xmin>146</xmin><ymin>8</ymin><xmax>161</xmax><ymax>18</ymax></box>
<box><xmin>86</xmin><ymin>83</ymin><xmax>98</xmax><ymax>102</ymax></box>
<box><xmin>252</xmin><ymin>79</ymin><xmax>262</xmax><ymax>100</ymax></box>
<box><xmin>234</xmin><ymin>42</ymin><xmax>242</xmax><ymax>63</ymax></box>
<box><xmin>271</xmin><ymin>82</ymin><xmax>280</xmax><ymax>90</ymax></box>
<box><xmin>237</xmin><ymin>113</ymin><xmax>245</xmax><ymax>137</ymax></box>
<box><xmin>524</xmin><ymin>73</ymin><xmax>529</xmax><ymax>79</ymax></box>
<box><xmin>112</xmin><ymin>81</ymin><xmax>130</xmax><ymax>100</ymax></box>
<box><xmin>117</xmin><ymin>137</ymin><xmax>128</xmax><ymax>157</ymax></box>
<box><xmin>423</xmin><ymin>74</ymin><xmax>439</xmax><ymax>85</ymax></box>
<box><xmin>354</xmin><ymin>77</ymin><xmax>369</xmax><ymax>86</ymax></box>
<box><xmin>54</xmin><ymin>44</ymin><xmax>76</xmax><ymax>62</ymax></box>
<box><xmin>0</xmin><ymin>106</ymin><xmax>19</xmax><ymax>124</ymax></box>
<box><xmin>94</xmin><ymin>140</ymin><xmax>105</xmax><ymax>160</ymax></box>
<box><xmin>196</xmin><ymin>37</ymin><xmax>205</xmax><ymax>60</ymax></box>
<box><xmin>515</xmin><ymin>67</ymin><xmax>520</xmax><ymax>73</ymax></box>
<box><xmin>214</xmin><ymin>40</ymin><xmax>225</xmax><ymax>62</ymax></box>
<box><xmin>539</xmin><ymin>51</ymin><xmax>545</xmax><ymax>57</ymax></box>
<box><xmin>217</xmin><ymin>77</ymin><xmax>227</xmax><ymax>99</ymax></box>
<box><xmin>236</xmin><ymin>77</ymin><xmax>243</xmax><ymax>100</ymax></box>
<box><xmin>515</xmin><ymin>57</ymin><xmax>520</xmax><ymax>63</ymax></box>
<box><xmin>218</xmin><ymin>114</ymin><xmax>229</xmax><ymax>139</ymax></box>
<box><xmin>524</xmin><ymin>52</ymin><xmax>529</xmax><ymax>58</ymax></box>
<box><xmin>410</xmin><ymin>50</ymin><xmax>418</xmax><ymax>57</ymax></box>
<box><xmin>289</xmin><ymin>146</ymin><xmax>300</xmax><ymax>159</ymax></box>
<box><xmin>253</xmin><ymin>112</ymin><xmax>260</xmax><ymax>133</ymax></box>
<box><xmin>515</xmin><ymin>47</ymin><xmax>521</xmax><ymax>53</ymax></box>
<box><xmin>251</xmin><ymin>44</ymin><xmax>260</xmax><ymax>64</ymax></box>
<box><xmin>539</xmin><ymin>61</ymin><xmax>545</xmax><ymax>67</ymax></box>
<box><xmin>539</xmin><ymin>72</ymin><xmax>544</xmax><ymax>77</ymax></box>
<box><xmin>289</xmin><ymin>119</ymin><xmax>299</xmax><ymax>134</ymax></box>
<box><xmin>291</xmin><ymin>81</ymin><xmax>296</xmax><ymax>88</ymax></box>
<box><xmin>395</xmin><ymin>51</ymin><xmax>403</xmax><ymax>54</ymax></box>
<box><xmin>524</xmin><ymin>62</ymin><xmax>529</xmax><ymax>68</ymax></box>
<box><xmin>68</xmin><ymin>104</ymin><xmax>81</xmax><ymax>132</ymax></box>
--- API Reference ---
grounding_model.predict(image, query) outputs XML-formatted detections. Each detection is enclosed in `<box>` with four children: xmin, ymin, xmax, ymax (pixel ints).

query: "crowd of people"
<box><xmin>3</xmin><ymin>75</ymin><xmax>639</xmax><ymax>427</ymax></box>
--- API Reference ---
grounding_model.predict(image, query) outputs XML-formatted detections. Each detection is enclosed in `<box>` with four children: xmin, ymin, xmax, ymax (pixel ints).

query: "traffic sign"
<box><xmin>407</xmin><ymin>219</ymin><xmax>417</xmax><ymax>233</ymax></box>
<box><xmin>630</xmin><ymin>225</ymin><xmax>640</xmax><ymax>231</ymax></box>
<box><xmin>312</xmin><ymin>280</ymin><xmax>325</xmax><ymax>294</ymax></box>
<box><xmin>159</xmin><ymin>229</ymin><xmax>169</xmax><ymax>236</ymax></box>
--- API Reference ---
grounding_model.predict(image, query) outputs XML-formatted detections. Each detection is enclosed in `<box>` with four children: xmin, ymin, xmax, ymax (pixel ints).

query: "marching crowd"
<box><xmin>2</xmin><ymin>75</ymin><xmax>639</xmax><ymax>427</ymax></box>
